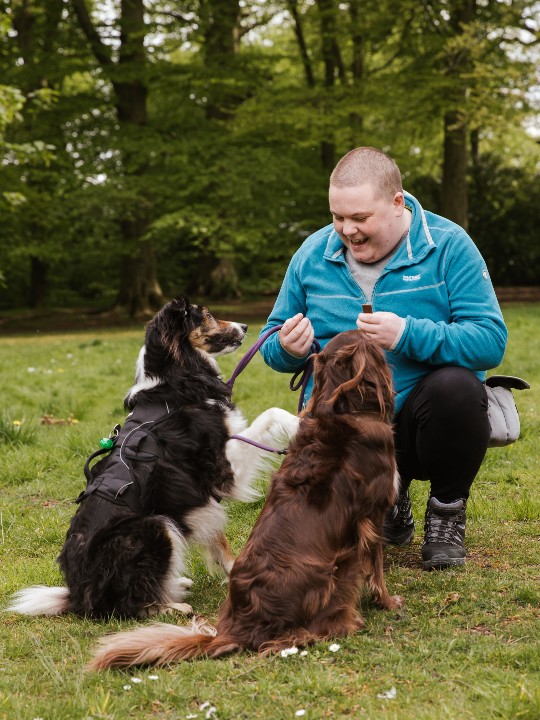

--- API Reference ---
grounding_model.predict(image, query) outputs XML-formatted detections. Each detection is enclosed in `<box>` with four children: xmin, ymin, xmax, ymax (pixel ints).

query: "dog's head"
<box><xmin>127</xmin><ymin>297</ymin><xmax>247</xmax><ymax>403</ymax></box>
<box><xmin>306</xmin><ymin>330</ymin><xmax>394</xmax><ymax>422</ymax></box>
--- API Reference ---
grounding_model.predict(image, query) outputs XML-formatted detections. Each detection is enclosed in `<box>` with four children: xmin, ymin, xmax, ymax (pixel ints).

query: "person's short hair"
<box><xmin>330</xmin><ymin>147</ymin><xmax>403</xmax><ymax>200</ymax></box>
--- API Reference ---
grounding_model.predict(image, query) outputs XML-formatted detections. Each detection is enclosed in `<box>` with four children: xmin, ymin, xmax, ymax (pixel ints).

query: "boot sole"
<box><xmin>422</xmin><ymin>556</ymin><xmax>465</xmax><ymax>571</ymax></box>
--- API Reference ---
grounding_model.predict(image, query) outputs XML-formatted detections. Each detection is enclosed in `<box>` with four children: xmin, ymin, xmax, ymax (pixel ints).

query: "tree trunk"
<box><xmin>316</xmin><ymin>0</ymin><xmax>347</xmax><ymax>85</ymax></box>
<box><xmin>440</xmin><ymin>0</ymin><xmax>474</xmax><ymax>230</ymax></box>
<box><xmin>316</xmin><ymin>0</ymin><xmax>346</xmax><ymax>173</ymax></box>
<box><xmin>12</xmin><ymin>0</ymin><xmax>64</xmax><ymax>308</ymax></box>
<box><xmin>72</xmin><ymin>0</ymin><xmax>164</xmax><ymax>316</ymax></box>
<box><xmin>187</xmin><ymin>0</ymin><xmax>242</xmax><ymax>299</ymax></box>
<box><xmin>442</xmin><ymin>107</ymin><xmax>469</xmax><ymax>228</ymax></box>
<box><xmin>201</xmin><ymin>0</ymin><xmax>241</xmax><ymax>120</ymax></box>
<box><xmin>470</xmin><ymin>127</ymin><xmax>479</xmax><ymax>167</ymax></box>
<box><xmin>187</xmin><ymin>250</ymin><xmax>240</xmax><ymax>300</ymax></box>
<box><xmin>287</xmin><ymin>0</ymin><xmax>315</xmax><ymax>88</ymax></box>
<box><xmin>113</xmin><ymin>0</ymin><xmax>163</xmax><ymax>314</ymax></box>
<box><xmin>116</xmin><ymin>241</ymin><xmax>164</xmax><ymax>316</ymax></box>
<box><xmin>29</xmin><ymin>256</ymin><xmax>48</xmax><ymax>308</ymax></box>
<box><xmin>349</xmin><ymin>0</ymin><xmax>364</xmax><ymax>142</ymax></box>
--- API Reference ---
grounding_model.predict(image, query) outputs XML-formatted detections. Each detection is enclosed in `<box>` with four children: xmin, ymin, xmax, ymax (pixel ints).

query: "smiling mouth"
<box><xmin>350</xmin><ymin>237</ymin><xmax>368</xmax><ymax>246</ymax></box>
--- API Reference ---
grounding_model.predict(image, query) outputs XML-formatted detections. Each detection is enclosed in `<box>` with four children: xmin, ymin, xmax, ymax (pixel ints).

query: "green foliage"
<box><xmin>470</xmin><ymin>152</ymin><xmax>540</xmax><ymax>285</ymax></box>
<box><xmin>0</xmin><ymin>84</ymin><xmax>25</xmax><ymax>136</ymax></box>
<box><xmin>0</xmin><ymin>0</ymin><xmax>539</xmax><ymax>309</ymax></box>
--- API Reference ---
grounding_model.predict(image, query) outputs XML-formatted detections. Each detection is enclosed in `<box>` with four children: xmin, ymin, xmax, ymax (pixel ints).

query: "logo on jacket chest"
<box><xmin>403</xmin><ymin>274</ymin><xmax>421</xmax><ymax>282</ymax></box>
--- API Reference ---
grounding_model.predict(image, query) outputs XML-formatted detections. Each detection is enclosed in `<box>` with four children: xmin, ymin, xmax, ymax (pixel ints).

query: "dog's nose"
<box><xmin>240</xmin><ymin>324</ymin><xmax>248</xmax><ymax>333</ymax></box>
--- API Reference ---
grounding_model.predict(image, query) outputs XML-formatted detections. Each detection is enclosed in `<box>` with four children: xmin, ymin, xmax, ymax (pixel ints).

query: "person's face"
<box><xmin>329</xmin><ymin>183</ymin><xmax>407</xmax><ymax>263</ymax></box>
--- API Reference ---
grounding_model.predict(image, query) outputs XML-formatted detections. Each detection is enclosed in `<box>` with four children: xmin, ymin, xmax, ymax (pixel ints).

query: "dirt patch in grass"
<box><xmin>385</xmin><ymin>546</ymin><xmax>424</xmax><ymax>570</ymax></box>
<box><xmin>467</xmin><ymin>625</ymin><xmax>497</xmax><ymax>636</ymax></box>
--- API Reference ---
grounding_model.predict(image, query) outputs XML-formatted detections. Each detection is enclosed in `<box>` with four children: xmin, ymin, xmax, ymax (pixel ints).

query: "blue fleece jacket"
<box><xmin>259</xmin><ymin>192</ymin><xmax>508</xmax><ymax>414</ymax></box>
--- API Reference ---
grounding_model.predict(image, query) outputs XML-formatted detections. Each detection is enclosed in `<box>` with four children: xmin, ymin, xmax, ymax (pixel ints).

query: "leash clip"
<box><xmin>98</xmin><ymin>423</ymin><xmax>121</xmax><ymax>450</ymax></box>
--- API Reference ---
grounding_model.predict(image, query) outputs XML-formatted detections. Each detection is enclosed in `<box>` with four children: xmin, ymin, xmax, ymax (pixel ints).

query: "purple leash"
<box><xmin>226</xmin><ymin>325</ymin><xmax>320</xmax><ymax>454</ymax></box>
<box><xmin>225</xmin><ymin>325</ymin><xmax>283</xmax><ymax>392</ymax></box>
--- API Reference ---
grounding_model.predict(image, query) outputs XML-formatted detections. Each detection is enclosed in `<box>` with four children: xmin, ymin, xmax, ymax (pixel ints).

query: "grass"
<box><xmin>0</xmin><ymin>303</ymin><xmax>539</xmax><ymax>720</ymax></box>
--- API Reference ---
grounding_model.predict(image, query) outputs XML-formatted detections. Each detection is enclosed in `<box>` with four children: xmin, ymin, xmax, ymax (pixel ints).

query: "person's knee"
<box><xmin>420</xmin><ymin>367</ymin><xmax>486</xmax><ymax>413</ymax></box>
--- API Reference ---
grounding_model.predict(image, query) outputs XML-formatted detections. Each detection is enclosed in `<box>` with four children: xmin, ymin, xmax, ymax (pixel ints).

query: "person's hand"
<box><xmin>279</xmin><ymin>314</ymin><xmax>314</xmax><ymax>358</ymax></box>
<box><xmin>356</xmin><ymin>311</ymin><xmax>404</xmax><ymax>350</ymax></box>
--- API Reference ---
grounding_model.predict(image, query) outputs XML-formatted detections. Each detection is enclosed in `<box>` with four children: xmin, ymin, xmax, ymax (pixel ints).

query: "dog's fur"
<box><xmin>8</xmin><ymin>297</ymin><xmax>298</xmax><ymax>620</ymax></box>
<box><xmin>90</xmin><ymin>329</ymin><xmax>403</xmax><ymax>669</ymax></box>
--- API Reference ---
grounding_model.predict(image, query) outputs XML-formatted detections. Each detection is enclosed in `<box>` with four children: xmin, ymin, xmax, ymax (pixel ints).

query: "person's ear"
<box><xmin>393</xmin><ymin>192</ymin><xmax>405</xmax><ymax>214</ymax></box>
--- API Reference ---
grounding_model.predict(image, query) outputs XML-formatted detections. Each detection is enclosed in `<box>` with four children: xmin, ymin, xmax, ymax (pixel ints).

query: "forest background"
<box><xmin>1</xmin><ymin>0</ymin><xmax>539</xmax><ymax>317</ymax></box>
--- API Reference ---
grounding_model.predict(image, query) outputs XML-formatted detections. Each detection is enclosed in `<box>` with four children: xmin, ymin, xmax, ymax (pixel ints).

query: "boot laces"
<box><xmin>424</xmin><ymin>506</ymin><xmax>465</xmax><ymax>546</ymax></box>
<box><xmin>393</xmin><ymin>489</ymin><xmax>413</xmax><ymax>526</ymax></box>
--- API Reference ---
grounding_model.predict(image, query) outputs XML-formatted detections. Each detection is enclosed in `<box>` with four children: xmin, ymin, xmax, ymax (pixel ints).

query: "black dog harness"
<box><xmin>76</xmin><ymin>403</ymin><xmax>173</xmax><ymax>512</ymax></box>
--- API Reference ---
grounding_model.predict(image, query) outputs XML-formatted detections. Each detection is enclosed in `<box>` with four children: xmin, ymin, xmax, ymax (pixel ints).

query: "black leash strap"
<box><xmin>83</xmin><ymin>447</ymin><xmax>113</xmax><ymax>484</ymax></box>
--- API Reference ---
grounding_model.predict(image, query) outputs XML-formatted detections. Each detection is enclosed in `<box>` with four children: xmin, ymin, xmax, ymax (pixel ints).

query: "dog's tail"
<box><xmin>89</xmin><ymin>617</ymin><xmax>240</xmax><ymax>671</ymax></box>
<box><xmin>6</xmin><ymin>586</ymin><xmax>70</xmax><ymax>616</ymax></box>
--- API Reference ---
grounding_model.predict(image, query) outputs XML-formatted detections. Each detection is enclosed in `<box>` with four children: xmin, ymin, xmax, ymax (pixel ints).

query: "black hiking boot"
<box><xmin>422</xmin><ymin>497</ymin><xmax>467</xmax><ymax>570</ymax></box>
<box><xmin>383</xmin><ymin>487</ymin><xmax>415</xmax><ymax>546</ymax></box>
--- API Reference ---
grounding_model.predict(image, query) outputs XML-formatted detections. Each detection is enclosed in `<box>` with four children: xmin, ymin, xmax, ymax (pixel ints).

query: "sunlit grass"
<box><xmin>0</xmin><ymin>303</ymin><xmax>539</xmax><ymax>719</ymax></box>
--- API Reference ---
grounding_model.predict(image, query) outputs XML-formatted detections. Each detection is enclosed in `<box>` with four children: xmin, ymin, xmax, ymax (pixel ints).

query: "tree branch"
<box><xmin>370</xmin><ymin>14</ymin><xmax>414</xmax><ymax>75</ymax></box>
<box><xmin>70</xmin><ymin>0</ymin><xmax>114</xmax><ymax>68</ymax></box>
<box><xmin>148</xmin><ymin>9</ymin><xmax>197</xmax><ymax>25</ymax></box>
<box><xmin>238</xmin><ymin>14</ymin><xmax>276</xmax><ymax>39</ymax></box>
<box><xmin>286</xmin><ymin>0</ymin><xmax>315</xmax><ymax>88</ymax></box>
<box><xmin>419</xmin><ymin>0</ymin><xmax>450</xmax><ymax>37</ymax></box>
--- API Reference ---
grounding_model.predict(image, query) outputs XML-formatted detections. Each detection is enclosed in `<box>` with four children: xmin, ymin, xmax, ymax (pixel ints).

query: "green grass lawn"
<box><xmin>0</xmin><ymin>304</ymin><xmax>539</xmax><ymax>720</ymax></box>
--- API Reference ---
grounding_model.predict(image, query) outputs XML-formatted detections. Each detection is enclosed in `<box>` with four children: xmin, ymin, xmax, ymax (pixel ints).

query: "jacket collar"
<box><xmin>323</xmin><ymin>191</ymin><xmax>436</xmax><ymax>268</ymax></box>
<box><xmin>402</xmin><ymin>191</ymin><xmax>436</xmax><ymax>259</ymax></box>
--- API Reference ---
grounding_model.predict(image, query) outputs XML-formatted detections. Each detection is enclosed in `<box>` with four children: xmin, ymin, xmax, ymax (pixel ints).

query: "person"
<box><xmin>259</xmin><ymin>146</ymin><xmax>507</xmax><ymax>570</ymax></box>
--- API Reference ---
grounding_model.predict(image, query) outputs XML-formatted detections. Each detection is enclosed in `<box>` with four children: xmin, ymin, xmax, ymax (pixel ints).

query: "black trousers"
<box><xmin>394</xmin><ymin>367</ymin><xmax>490</xmax><ymax>502</ymax></box>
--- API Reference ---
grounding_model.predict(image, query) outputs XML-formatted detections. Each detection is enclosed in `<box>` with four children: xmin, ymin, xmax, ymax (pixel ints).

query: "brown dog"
<box><xmin>90</xmin><ymin>329</ymin><xmax>403</xmax><ymax>669</ymax></box>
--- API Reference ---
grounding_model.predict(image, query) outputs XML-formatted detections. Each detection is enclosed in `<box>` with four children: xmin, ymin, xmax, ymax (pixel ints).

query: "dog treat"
<box><xmin>362</xmin><ymin>303</ymin><xmax>373</xmax><ymax>314</ymax></box>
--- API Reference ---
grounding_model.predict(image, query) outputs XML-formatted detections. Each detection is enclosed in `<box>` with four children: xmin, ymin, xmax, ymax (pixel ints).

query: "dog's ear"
<box><xmin>159</xmin><ymin>297</ymin><xmax>193</xmax><ymax>362</ymax></box>
<box><xmin>169</xmin><ymin>296</ymin><xmax>190</xmax><ymax>316</ymax></box>
<box><xmin>308</xmin><ymin>338</ymin><xmax>394</xmax><ymax>420</ymax></box>
<box><xmin>307</xmin><ymin>345</ymin><xmax>359</xmax><ymax>416</ymax></box>
<box><xmin>143</xmin><ymin>296</ymin><xmax>193</xmax><ymax>368</ymax></box>
<box><xmin>307</xmin><ymin>352</ymin><xmax>351</xmax><ymax>417</ymax></box>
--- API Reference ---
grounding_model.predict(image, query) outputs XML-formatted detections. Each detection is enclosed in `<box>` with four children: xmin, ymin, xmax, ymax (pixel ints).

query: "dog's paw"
<box><xmin>221</xmin><ymin>558</ymin><xmax>234</xmax><ymax>576</ymax></box>
<box><xmin>166</xmin><ymin>602</ymin><xmax>193</xmax><ymax>615</ymax></box>
<box><xmin>353</xmin><ymin>614</ymin><xmax>366</xmax><ymax>630</ymax></box>
<box><xmin>206</xmin><ymin>560</ymin><xmax>234</xmax><ymax>580</ymax></box>
<box><xmin>176</xmin><ymin>577</ymin><xmax>194</xmax><ymax>590</ymax></box>
<box><xmin>387</xmin><ymin>595</ymin><xmax>405</xmax><ymax>610</ymax></box>
<box><xmin>281</xmin><ymin>412</ymin><xmax>300</xmax><ymax>440</ymax></box>
<box><xmin>257</xmin><ymin>407</ymin><xmax>299</xmax><ymax>441</ymax></box>
<box><xmin>273</xmin><ymin>408</ymin><xmax>299</xmax><ymax>433</ymax></box>
<box><xmin>169</xmin><ymin>577</ymin><xmax>193</xmax><ymax>602</ymax></box>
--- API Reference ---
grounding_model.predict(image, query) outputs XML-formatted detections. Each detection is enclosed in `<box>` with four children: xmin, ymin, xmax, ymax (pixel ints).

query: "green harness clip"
<box><xmin>99</xmin><ymin>423</ymin><xmax>121</xmax><ymax>450</ymax></box>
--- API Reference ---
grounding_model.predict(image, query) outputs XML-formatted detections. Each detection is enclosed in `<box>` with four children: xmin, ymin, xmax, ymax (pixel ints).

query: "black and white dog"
<box><xmin>8</xmin><ymin>297</ymin><xmax>298</xmax><ymax>619</ymax></box>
